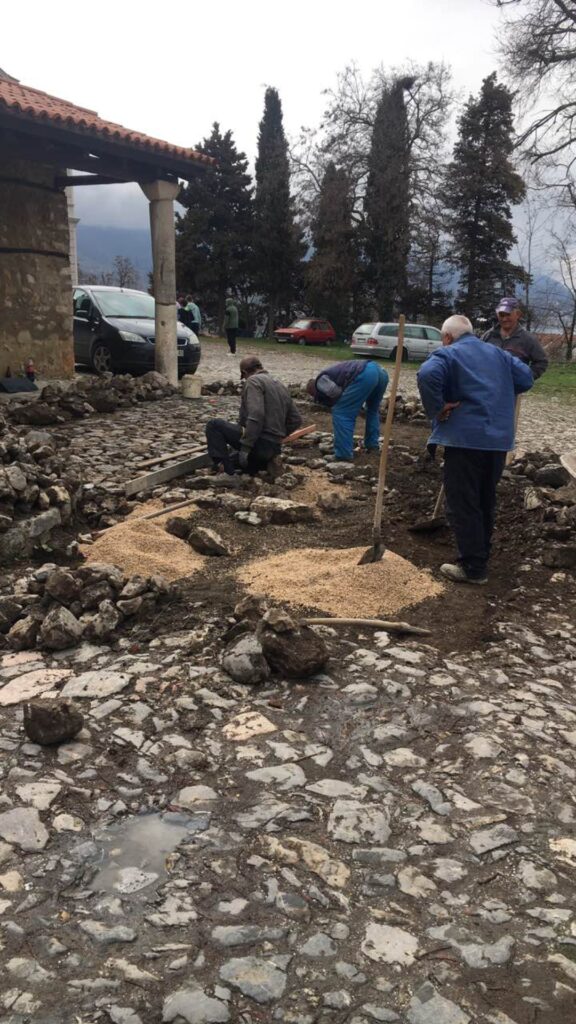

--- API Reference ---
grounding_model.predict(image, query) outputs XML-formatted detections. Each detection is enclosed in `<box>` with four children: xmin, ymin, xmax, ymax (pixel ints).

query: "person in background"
<box><xmin>205</xmin><ymin>356</ymin><xmax>302</xmax><ymax>475</ymax></box>
<box><xmin>482</xmin><ymin>297</ymin><xmax>548</xmax><ymax>379</ymax></box>
<box><xmin>185</xmin><ymin>295</ymin><xmax>201</xmax><ymax>337</ymax></box>
<box><xmin>224</xmin><ymin>297</ymin><xmax>239</xmax><ymax>355</ymax></box>
<box><xmin>307</xmin><ymin>359</ymin><xmax>389</xmax><ymax>462</ymax></box>
<box><xmin>417</xmin><ymin>314</ymin><xmax>534</xmax><ymax>585</ymax></box>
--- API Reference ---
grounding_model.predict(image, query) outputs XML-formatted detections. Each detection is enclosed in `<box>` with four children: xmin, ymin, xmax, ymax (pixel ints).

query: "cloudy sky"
<box><xmin>5</xmin><ymin>0</ymin><xmax>504</xmax><ymax>228</ymax></box>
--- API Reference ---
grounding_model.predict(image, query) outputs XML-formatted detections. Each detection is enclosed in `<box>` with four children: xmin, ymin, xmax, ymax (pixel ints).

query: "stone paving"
<box><xmin>1</xmin><ymin>355</ymin><xmax>576</xmax><ymax>1023</ymax></box>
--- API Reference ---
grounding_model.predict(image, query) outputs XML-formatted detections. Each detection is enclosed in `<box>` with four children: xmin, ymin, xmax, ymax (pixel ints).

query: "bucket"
<box><xmin>182</xmin><ymin>374</ymin><xmax>202</xmax><ymax>399</ymax></box>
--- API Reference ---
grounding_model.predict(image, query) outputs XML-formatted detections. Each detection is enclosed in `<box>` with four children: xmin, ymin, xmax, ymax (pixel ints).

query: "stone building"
<box><xmin>0</xmin><ymin>69</ymin><xmax>212</xmax><ymax>381</ymax></box>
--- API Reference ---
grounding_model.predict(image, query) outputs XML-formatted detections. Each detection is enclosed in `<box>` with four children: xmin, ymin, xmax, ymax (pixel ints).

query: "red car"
<box><xmin>273</xmin><ymin>318</ymin><xmax>336</xmax><ymax>346</ymax></box>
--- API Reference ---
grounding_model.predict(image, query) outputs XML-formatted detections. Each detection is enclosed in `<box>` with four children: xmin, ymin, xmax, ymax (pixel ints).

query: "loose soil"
<box><xmin>237</xmin><ymin>546</ymin><xmax>444</xmax><ymax>618</ymax></box>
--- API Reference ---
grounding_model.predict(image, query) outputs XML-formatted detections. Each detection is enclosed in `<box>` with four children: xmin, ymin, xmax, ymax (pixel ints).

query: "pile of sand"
<box><xmin>237</xmin><ymin>546</ymin><xmax>444</xmax><ymax>618</ymax></box>
<box><xmin>82</xmin><ymin>511</ymin><xmax>205</xmax><ymax>582</ymax></box>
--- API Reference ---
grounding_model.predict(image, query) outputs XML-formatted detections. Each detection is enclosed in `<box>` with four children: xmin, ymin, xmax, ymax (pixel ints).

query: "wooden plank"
<box><xmin>136</xmin><ymin>446</ymin><xmax>204</xmax><ymax>470</ymax></box>
<box><xmin>125</xmin><ymin>453</ymin><xmax>211</xmax><ymax>497</ymax></box>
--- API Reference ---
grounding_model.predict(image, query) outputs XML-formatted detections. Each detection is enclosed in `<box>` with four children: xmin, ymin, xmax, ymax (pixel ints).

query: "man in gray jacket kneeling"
<box><xmin>205</xmin><ymin>357</ymin><xmax>302</xmax><ymax>475</ymax></box>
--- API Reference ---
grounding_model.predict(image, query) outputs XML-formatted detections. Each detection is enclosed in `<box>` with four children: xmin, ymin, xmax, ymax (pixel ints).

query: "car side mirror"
<box><xmin>75</xmin><ymin>309</ymin><xmax>90</xmax><ymax>320</ymax></box>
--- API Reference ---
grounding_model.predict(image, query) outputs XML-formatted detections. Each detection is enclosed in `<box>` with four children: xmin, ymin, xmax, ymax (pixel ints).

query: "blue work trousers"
<box><xmin>332</xmin><ymin>361</ymin><xmax>389</xmax><ymax>460</ymax></box>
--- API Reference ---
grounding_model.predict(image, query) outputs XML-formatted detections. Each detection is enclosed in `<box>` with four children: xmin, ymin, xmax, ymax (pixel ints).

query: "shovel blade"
<box><xmin>358</xmin><ymin>542</ymin><xmax>385</xmax><ymax>565</ymax></box>
<box><xmin>408</xmin><ymin>516</ymin><xmax>448</xmax><ymax>534</ymax></box>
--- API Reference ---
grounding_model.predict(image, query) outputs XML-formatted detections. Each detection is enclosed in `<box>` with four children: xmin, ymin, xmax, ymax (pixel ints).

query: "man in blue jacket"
<box><xmin>307</xmin><ymin>360</ymin><xmax>389</xmax><ymax>461</ymax></box>
<box><xmin>417</xmin><ymin>315</ymin><xmax>534</xmax><ymax>585</ymax></box>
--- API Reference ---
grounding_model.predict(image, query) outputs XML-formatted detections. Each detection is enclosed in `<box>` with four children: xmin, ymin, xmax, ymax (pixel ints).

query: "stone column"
<box><xmin>140</xmin><ymin>180</ymin><xmax>180</xmax><ymax>384</ymax></box>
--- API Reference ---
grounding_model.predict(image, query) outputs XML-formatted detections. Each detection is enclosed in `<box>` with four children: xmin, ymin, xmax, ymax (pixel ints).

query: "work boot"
<box><xmin>440</xmin><ymin>563</ymin><xmax>487</xmax><ymax>586</ymax></box>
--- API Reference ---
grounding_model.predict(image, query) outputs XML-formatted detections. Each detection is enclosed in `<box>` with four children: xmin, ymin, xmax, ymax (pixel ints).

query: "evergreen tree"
<box><xmin>364</xmin><ymin>77</ymin><xmax>412</xmax><ymax>320</ymax></box>
<box><xmin>444</xmin><ymin>73</ymin><xmax>526</xmax><ymax>318</ymax></box>
<box><xmin>176</xmin><ymin>123</ymin><xmax>254</xmax><ymax>333</ymax></box>
<box><xmin>254</xmin><ymin>87</ymin><xmax>304</xmax><ymax>333</ymax></box>
<box><xmin>306</xmin><ymin>163</ymin><xmax>356</xmax><ymax>338</ymax></box>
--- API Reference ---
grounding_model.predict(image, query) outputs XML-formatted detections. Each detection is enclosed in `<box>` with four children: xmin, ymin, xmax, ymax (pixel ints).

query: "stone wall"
<box><xmin>0</xmin><ymin>159</ymin><xmax>74</xmax><ymax>379</ymax></box>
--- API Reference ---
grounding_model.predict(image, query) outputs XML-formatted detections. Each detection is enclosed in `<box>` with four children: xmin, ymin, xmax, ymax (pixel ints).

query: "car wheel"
<box><xmin>390</xmin><ymin>347</ymin><xmax>409</xmax><ymax>363</ymax></box>
<box><xmin>298</xmin><ymin>338</ymin><xmax>307</xmax><ymax>346</ymax></box>
<box><xmin>90</xmin><ymin>342</ymin><xmax>114</xmax><ymax>374</ymax></box>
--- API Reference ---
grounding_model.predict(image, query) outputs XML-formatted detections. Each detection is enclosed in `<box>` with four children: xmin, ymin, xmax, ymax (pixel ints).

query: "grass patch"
<box><xmin>532</xmin><ymin>362</ymin><xmax>576</xmax><ymax>400</ymax></box>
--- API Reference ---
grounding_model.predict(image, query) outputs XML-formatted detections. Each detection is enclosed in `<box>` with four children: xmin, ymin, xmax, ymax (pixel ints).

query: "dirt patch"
<box><xmin>237</xmin><ymin>545</ymin><xmax>444</xmax><ymax>618</ymax></box>
<box><xmin>291</xmin><ymin>467</ymin><xmax>349</xmax><ymax>506</ymax></box>
<box><xmin>82</xmin><ymin>519</ymin><xmax>205</xmax><ymax>581</ymax></box>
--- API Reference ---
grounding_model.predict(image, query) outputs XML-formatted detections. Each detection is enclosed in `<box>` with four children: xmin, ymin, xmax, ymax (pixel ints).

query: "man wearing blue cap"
<box><xmin>482</xmin><ymin>297</ymin><xmax>548</xmax><ymax>379</ymax></box>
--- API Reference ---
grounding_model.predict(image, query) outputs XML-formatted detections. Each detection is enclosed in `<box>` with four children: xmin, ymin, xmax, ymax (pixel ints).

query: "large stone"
<box><xmin>85</xmin><ymin>599</ymin><xmax>121</xmax><ymax>640</ymax></box>
<box><xmin>542</xmin><ymin>545</ymin><xmax>576</xmax><ymax>570</ymax></box>
<box><xmin>407</xmin><ymin>983</ymin><xmax>470</xmax><ymax>1024</ymax></box>
<box><xmin>0</xmin><ymin>807</ymin><xmax>49</xmax><ymax>851</ymax></box>
<box><xmin>469</xmin><ymin>823</ymin><xmax>518</xmax><ymax>855</ymax></box>
<box><xmin>166</xmin><ymin>516</ymin><xmax>193</xmax><ymax>540</ymax></box>
<box><xmin>162</xmin><ymin>986</ymin><xmax>230</xmax><ymax>1023</ymax></box>
<box><xmin>188</xmin><ymin>526</ymin><xmax>231</xmax><ymax>557</ymax></box>
<box><xmin>23</xmin><ymin>699</ymin><xmax>84</xmax><ymax>745</ymax></box>
<box><xmin>362</xmin><ymin>923</ymin><xmax>418</xmax><ymax>965</ymax></box>
<box><xmin>219</xmin><ymin>957</ymin><xmax>286</xmax><ymax>1004</ymax></box>
<box><xmin>6</xmin><ymin>614</ymin><xmax>40</xmax><ymax>650</ymax></box>
<box><xmin>534</xmin><ymin>464</ymin><xmax>570</xmax><ymax>488</ymax></box>
<box><xmin>44</xmin><ymin>569</ymin><xmax>80</xmax><ymax>605</ymax></box>
<box><xmin>40</xmin><ymin>606</ymin><xmax>83</xmax><ymax>650</ymax></box>
<box><xmin>0</xmin><ymin>596</ymin><xmax>22</xmax><ymax>633</ymax></box>
<box><xmin>259</xmin><ymin>618</ymin><xmax>328</xmax><ymax>678</ymax></box>
<box><xmin>328</xmin><ymin>800</ymin><xmax>391</xmax><ymax>845</ymax></box>
<box><xmin>250</xmin><ymin>496</ymin><xmax>315</xmax><ymax>524</ymax></box>
<box><xmin>221</xmin><ymin>635</ymin><xmax>270</xmax><ymax>685</ymax></box>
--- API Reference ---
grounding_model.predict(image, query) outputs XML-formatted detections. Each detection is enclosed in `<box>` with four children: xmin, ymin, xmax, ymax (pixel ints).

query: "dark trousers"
<box><xmin>205</xmin><ymin>419</ymin><xmax>280</xmax><ymax>475</ymax></box>
<box><xmin>226</xmin><ymin>328</ymin><xmax>238</xmax><ymax>354</ymax></box>
<box><xmin>190</xmin><ymin>321</ymin><xmax>200</xmax><ymax>337</ymax></box>
<box><xmin>443</xmin><ymin>447</ymin><xmax>507</xmax><ymax>579</ymax></box>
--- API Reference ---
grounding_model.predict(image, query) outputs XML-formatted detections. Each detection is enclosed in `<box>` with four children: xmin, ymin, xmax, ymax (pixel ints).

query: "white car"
<box><xmin>350</xmin><ymin>322</ymin><xmax>443</xmax><ymax>362</ymax></box>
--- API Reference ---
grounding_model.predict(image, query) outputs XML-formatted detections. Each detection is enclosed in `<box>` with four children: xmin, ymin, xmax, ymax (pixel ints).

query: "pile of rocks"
<box><xmin>201</xmin><ymin>379</ymin><xmax>243</xmax><ymax>397</ymax></box>
<box><xmin>222</xmin><ymin>602</ymin><xmax>329</xmax><ymax>683</ymax></box>
<box><xmin>511</xmin><ymin>449</ymin><xmax>576</xmax><ymax>569</ymax></box>
<box><xmin>1</xmin><ymin>562</ymin><xmax>172</xmax><ymax>651</ymax></box>
<box><xmin>0</xmin><ymin>424</ymin><xmax>82</xmax><ymax>562</ymax></box>
<box><xmin>8</xmin><ymin>371</ymin><xmax>176</xmax><ymax>427</ymax></box>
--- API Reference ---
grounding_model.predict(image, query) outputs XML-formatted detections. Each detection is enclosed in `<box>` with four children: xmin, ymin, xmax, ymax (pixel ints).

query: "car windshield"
<box><xmin>289</xmin><ymin>320</ymin><xmax>311</xmax><ymax>329</ymax></box>
<box><xmin>92</xmin><ymin>290</ymin><xmax>156</xmax><ymax>318</ymax></box>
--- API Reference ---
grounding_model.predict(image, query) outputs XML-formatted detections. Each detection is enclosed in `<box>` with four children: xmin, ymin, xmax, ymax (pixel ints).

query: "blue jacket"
<box><xmin>313</xmin><ymin>360</ymin><xmax>366</xmax><ymax>407</ymax></box>
<box><xmin>417</xmin><ymin>334</ymin><xmax>534</xmax><ymax>451</ymax></box>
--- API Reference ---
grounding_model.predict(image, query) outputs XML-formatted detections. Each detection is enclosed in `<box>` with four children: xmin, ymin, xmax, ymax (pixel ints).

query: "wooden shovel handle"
<box><xmin>372</xmin><ymin>316</ymin><xmax>405</xmax><ymax>533</ymax></box>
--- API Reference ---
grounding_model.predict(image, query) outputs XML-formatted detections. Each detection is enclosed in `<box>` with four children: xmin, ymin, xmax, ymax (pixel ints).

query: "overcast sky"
<box><xmin>5</xmin><ymin>0</ymin><xmax>503</xmax><ymax>228</ymax></box>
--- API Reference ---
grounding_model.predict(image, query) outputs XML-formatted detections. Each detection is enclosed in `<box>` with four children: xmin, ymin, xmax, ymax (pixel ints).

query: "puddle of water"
<box><xmin>90</xmin><ymin>810</ymin><xmax>208</xmax><ymax>895</ymax></box>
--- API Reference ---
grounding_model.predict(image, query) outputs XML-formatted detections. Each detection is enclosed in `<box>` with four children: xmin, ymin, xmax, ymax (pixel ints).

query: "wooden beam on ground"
<box><xmin>135</xmin><ymin>446</ymin><xmax>204</xmax><ymax>470</ymax></box>
<box><xmin>125</xmin><ymin>453</ymin><xmax>211</xmax><ymax>497</ymax></box>
<box><xmin>303</xmin><ymin>617</ymin><xmax>431</xmax><ymax>637</ymax></box>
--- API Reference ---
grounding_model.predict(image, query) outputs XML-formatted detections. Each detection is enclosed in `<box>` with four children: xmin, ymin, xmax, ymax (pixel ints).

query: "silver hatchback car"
<box><xmin>350</xmin><ymin>322</ymin><xmax>442</xmax><ymax>362</ymax></box>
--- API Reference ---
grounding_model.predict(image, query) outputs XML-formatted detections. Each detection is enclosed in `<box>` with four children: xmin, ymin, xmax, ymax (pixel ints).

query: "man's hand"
<box><xmin>238</xmin><ymin>449</ymin><xmax>250</xmax><ymax>470</ymax></box>
<box><xmin>438</xmin><ymin>401</ymin><xmax>460</xmax><ymax>422</ymax></box>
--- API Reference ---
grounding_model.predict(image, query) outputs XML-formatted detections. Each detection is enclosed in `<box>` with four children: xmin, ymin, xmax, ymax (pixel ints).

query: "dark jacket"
<box><xmin>482</xmin><ymin>324</ymin><xmax>549</xmax><ymax>379</ymax></box>
<box><xmin>312</xmin><ymin>360</ymin><xmax>366</xmax><ymax>407</ymax></box>
<box><xmin>417</xmin><ymin>333</ymin><xmax>534</xmax><ymax>451</ymax></box>
<box><xmin>239</xmin><ymin>371</ymin><xmax>302</xmax><ymax>449</ymax></box>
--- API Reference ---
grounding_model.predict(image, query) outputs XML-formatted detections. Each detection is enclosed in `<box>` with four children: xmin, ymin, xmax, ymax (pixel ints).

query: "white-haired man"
<box><xmin>417</xmin><ymin>315</ymin><xmax>534</xmax><ymax>584</ymax></box>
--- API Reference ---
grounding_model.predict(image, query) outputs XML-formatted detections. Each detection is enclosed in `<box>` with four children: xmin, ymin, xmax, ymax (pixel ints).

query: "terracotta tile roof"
<box><xmin>0</xmin><ymin>78</ymin><xmax>213</xmax><ymax>168</ymax></box>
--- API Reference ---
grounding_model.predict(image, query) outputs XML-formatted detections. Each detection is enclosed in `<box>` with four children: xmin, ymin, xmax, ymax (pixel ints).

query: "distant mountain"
<box><xmin>76</xmin><ymin>225</ymin><xmax>152</xmax><ymax>285</ymax></box>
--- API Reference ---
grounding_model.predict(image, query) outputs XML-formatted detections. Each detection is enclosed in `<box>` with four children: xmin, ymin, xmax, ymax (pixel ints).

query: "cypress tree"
<box><xmin>364</xmin><ymin>77</ymin><xmax>412</xmax><ymax>320</ymax></box>
<box><xmin>444</xmin><ymin>73</ymin><xmax>526</xmax><ymax>318</ymax></box>
<box><xmin>254</xmin><ymin>87</ymin><xmax>304</xmax><ymax>334</ymax></box>
<box><xmin>306</xmin><ymin>163</ymin><xmax>356</xmax><ymax>338</ymax></box>
<box><xmin>176</xmin><ymin>123</ymin><xmax>253</xmax><ymax>333</ymax></box>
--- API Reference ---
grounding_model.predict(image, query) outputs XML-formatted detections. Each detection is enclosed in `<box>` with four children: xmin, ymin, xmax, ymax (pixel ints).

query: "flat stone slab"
<box><xmin>328</xmin><ymin>799</ymin><xmax>391</xmax><ymax>845</ymax></box>
<box><xmin>62</xmin><ymin>670</ymin><xmax>131</xmax><ymax>699</ymax></box>
<box><xmin>219</xmin><ymin>956</ymin><xmax>286</xmax><ymax>1003</ymax></box>
<box><xmin>0</xmin><ymin>807</ymin><xmax>49</xmax><ymax>851</ymax></box>
<box><xmin>162</xmin><ymin>985</ymin><xmax>230</xmax><ymax>1023</ymax></box>
<box><xmin>407</xmin><ymin>983</ymin><xmax>470</xmax><ymax>1024</ymax></box>
<box><xmin>0</xmin><ymin>667</ymin><xmax>71</xmax><ymax>706</ymax></box>
<box><xmin>361</xmin><ymin>922</ymin><xmax>419</xmax><ymax>965</ymax></box>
